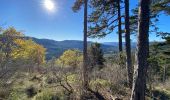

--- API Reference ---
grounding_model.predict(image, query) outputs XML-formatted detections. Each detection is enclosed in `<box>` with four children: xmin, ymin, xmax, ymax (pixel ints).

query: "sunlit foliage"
<box><xmin>56</xmin><ymin>49</ymin><xmax>83</xmax><ymax>67</ymax></box>
<box><xmin>0</xmin><ymin>27</ymin><xmax>46</xmax><ymax>67</ymax></box>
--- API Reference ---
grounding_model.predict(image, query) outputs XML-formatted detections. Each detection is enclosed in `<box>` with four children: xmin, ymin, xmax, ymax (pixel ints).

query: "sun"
<box><xmin>43</xmin><ymin>0</ymin><xmax>56</xmax><ymax>12</ymax></box>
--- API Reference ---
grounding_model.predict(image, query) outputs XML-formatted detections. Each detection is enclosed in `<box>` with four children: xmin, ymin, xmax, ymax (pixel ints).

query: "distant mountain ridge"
<box><xmin>24</xmin><ymin>37</ymin><xmax>139</xmax><ymax>60</ymax></box>
<box><xmin>27</xmin><ymin>37</ymin><xmax>119</xmax><ymax>60</ymax></box>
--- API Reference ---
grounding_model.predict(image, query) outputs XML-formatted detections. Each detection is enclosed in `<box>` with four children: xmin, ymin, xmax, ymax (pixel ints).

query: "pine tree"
<box><xmin>83</xmin><ymin>0</ymin><xmax>89</xmax><ymax>94</ymax></box>
<box><xmin>152</xmin><ymin>0</ymin><xmax>170</xmax><ymax>15</ymax></box>
<box><xmin>88</xmin><ymin>0</ymin><xmax>123</xmax><ymax>52</ymax></box>
<box><xmin>131</xmin><ymin>0</ymin><xmax>150</xmax><ymax>99</ymax></box>
<box><xmin>118</xmin><ymin>0</ymin><xmax>123</xmax><ymax>52</ymax></box>
<box><xmin>72</xmin><ymin>0</ymin><xmax>89</xmax><ymax>96</ymax></box>
<box><xmin>88</xmin><ymin>43</ymin><xmax>105</xmax><ymax>70</ymax></box>
<box><xmin>125</xmin><ymin>0</ymin><xmax>133</xmax><ymax>89</ymax></box>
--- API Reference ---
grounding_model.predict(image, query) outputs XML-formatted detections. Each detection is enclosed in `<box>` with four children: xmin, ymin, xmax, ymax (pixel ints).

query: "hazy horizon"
<box><xmin>27</xmin><ymin>35</ymin><xmax>165</xmax><ymax>43</ymax></box>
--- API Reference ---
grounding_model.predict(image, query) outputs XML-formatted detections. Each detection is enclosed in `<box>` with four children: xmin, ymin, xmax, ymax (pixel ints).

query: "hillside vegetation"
<box><xmin>0</xmin><ymin>28</ymin><xmax>170</xmax><ymax>100</ymax></box>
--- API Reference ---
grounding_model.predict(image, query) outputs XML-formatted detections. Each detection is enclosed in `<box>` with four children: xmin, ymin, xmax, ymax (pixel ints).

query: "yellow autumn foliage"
<box><xmin>0</xmin><ymin>27</ymin><xmax>46</xmax><ymax>65</ymax></box>
<box><xmin>12</xmin><ymin>39</ymin><xmax>46</xmax><ymax>65</ymax></box>
<box><xmin>56</xmin><ymin>49</ymin><xmax>83</xmax><ymax>67</ymax></box>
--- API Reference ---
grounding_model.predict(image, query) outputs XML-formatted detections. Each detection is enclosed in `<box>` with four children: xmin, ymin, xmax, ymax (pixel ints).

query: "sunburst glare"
<box><xmin>43</xmin><ymin>0</ymin><xmax>57</xmax><ymax>13</ymax></box>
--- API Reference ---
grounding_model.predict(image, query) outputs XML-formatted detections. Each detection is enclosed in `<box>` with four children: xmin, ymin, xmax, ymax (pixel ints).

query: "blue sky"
<box><xmin>0</xmin><ymin>0</ymin><xmax>169</xmax><ymax>42</ymax></box>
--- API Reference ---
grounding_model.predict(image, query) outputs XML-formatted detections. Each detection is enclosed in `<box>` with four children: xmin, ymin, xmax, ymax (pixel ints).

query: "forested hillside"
<box><xmin>30</xmin><ymin>37</ymin><xmax>119</xmax><ymax>60</ymax></box>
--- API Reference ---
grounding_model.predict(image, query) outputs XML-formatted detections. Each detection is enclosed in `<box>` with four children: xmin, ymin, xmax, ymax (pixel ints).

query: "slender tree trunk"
<box><xmin>83</xmin><ymin>0</ymin><xmax>88</xmax><ymax>94</ymax></box>
<box><xmin>125</xmin><ymin>0</ymin><xmax>133</xmax><ymax>89</ymax></box>
<box><xmin>131</xmin><ymin>0</ymin><xmax>150</xmax><ymax>100</ymax></box>
<box><xmin>117</xmin><ymin>0</ymin><xmax>123</xmax><ymax>52</ymax></box>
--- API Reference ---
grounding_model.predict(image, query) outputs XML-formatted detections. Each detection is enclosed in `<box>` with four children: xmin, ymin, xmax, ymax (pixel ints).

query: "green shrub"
<box><xmin>25</xmin><ymin>85</ymin><xmax>37</xmax><ymax>98</ymax></box>
<box><xmin>110</xmin><ymin>84</ymin><xmax>127</xmax><ymax>95</ymax></box>
<box><xmin>152</xmin><ymin>89</ymin><xmax>170</xmax><ymax>100</ymax></box>
<box><xmin>0</xmin><ymin>88</ymin><xmax>10</xmax><ymax>99</ymax></box>
<box><xmin>35</xmin><ymin>90</ymin><xmax>69</xmax><ymax>100</ymax></box>
<box><xmin>90</xmin><ymin>79</ymin><xmax>111</xmax><ymax>90</ymax></box>
<box><xmin>36</xmin><ymin>92</ymin><xmax>59</xmax><ymax>100</ymax></box>
<box><xmin>8</xmin><ymin>89</ymin><xmax>28</xmax><ymax>100</ymax></box>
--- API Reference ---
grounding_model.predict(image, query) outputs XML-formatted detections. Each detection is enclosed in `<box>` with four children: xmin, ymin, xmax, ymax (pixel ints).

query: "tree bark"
<box><xmin>131</xmin><ymin>0</ymin><xmax>150</xmax><ymax>100</ymax></box>
<box><xmin>125</xmin><ymin>0</ymin><xmax>133</xmax><ymax>89</ymax></box>
<box><xmin>83</xmin><ymin>0</ymin><xmax>89</xmax><ymax>93</ymax></box>
<box><xmin>117</xmin><ymin>0</ymin><xmax>123</xmax><ymax>52</ymax></box>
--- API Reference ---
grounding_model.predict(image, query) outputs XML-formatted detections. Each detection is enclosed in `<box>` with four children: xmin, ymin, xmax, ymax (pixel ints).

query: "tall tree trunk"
<box><xmin>131</xmin><ymin>0</ymin><xmax>150</xmax><ymax>100</ymax></box>
<box><xmin>83</xmin><ymin>0</ymin><xmax>88</xmax><ymax>94</ymax></box>
<box><xmin>117</xmin><ymin>0</ymin><xmax>123</xmax><ymax>52</ymax></box>
<box><xmin>125</xmin><ymin>0</ymin><xmax>133</xmax><ymax>89</ymax></box>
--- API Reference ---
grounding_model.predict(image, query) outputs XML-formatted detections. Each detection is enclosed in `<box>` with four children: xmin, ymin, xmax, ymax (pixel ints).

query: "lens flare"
<box><xmin>43</xmin><ymin>0</ymin><xmax>55</xmax><ymax>12</ymax></box>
